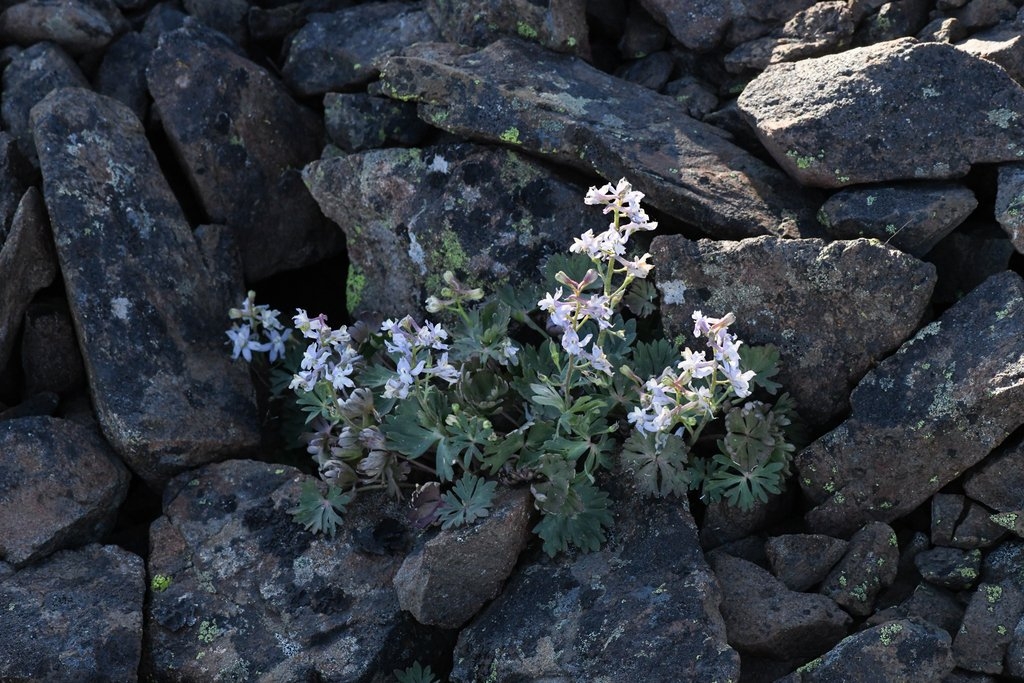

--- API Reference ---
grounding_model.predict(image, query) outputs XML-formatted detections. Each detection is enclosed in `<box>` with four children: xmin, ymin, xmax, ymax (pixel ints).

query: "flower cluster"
<box><xmin>226</xmin><ymin>290</ymin><xmax>291</xmax><ymax>362</ymax></box>
<box><xmin>380</xmin><ymin>316</ymin><xmax>460</xmax><ymax>399</ymax></box>
<box><xmin>289</xmin><ymin>310</ymin><xmax>362</xmax><ymax>394</ymax></box>
<box><xmin>573</xmin><ymin>177</ymin><xmax>657</xmax><ymax>276</ymax></box>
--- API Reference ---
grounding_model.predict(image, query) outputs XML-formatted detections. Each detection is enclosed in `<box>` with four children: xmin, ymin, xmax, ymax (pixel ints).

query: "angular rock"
<box><xmin>145</xmin><ymin>460</ymin><xmax>451</xmax><ymax>680</ymax></box>
<box><xmin>183</xmin><ymin>0</ymin><xmax>249</xmax><ymax>46</ymax></box>
<box><xmin>394</xmin><ymin>488</ymin><xmax>533</xmax><ymax>628</ymax></box>
<box><xmin>918</xmin><ymin>17</ymin><xmax>968</xmax><ymax>43</ymax></box>
<box><xmin>793</xmin><ymin>619</ymin><xmax>955</xmax><ymax>682</ymax></box>
<box><xmin>951</xmin><ymin>0</ymin><xmax>1018</xmax><ymax>30</ymax></box>
<box><xmin>927</xmin><ymin>222</ymin><xmax>1014</xmax><ymax>306</ymax></box>
<box><xmin>652</xmin><ymin>235</ymin><xmax>936</xmax><ymax>427</ymax></box>
<box><xmin>981</xmin><ymin>540</ymin><xmax>1024</xmax><ymax>589</ymax></box>
<box><xmin>95</xmin><ymin>31</ymin><xmax>150</xmax><ymax>123</ymax></box>
<box><xmin>724</xmin><ymin>1</ymin><xmax>857</xmax><ymax>73</ymax></box>
<box><xmin>867</xmin><ymin>583</ymin><xmax>966</xmax><ymax>638</ymax></box>
<box><xmin>663</xmin><ymin>75</ymin><xmax>719</xmax><ymax>120</ymax></box>
<box><xmin>0</xmin><ymin>391</ymin><xmax>59</xmax><ymax>421</ymax></box>
<box><xmin>0</xmin><ymin>188</ymin><xmax>56</xmax><ymax>372</ymax></box>
<box><xmin>246</xmin><ymin>0</ymin><xmax>353</xmax><ymax>42</ymax></box>
<box><xmin>995</xmin><ymin>162</ymin><xmax>1024</xmax><ymax>253</ymax></box>
<box><xmin>0</xmin><ymin>544</ymin><xmax>144</xmax><ymax>681</ymax></box>
<box><xmin>916</xmin><ymin>547</ymin><xmax>983</xmax><ymax>591</ymax></box>
<box><xmin>20</xmin><ymin>299</ymin><xmax>85</xmax><ymax>396</ymax></box>
<box><xmin>324</xmin><ymin>92</ymin><xmax>429</xmax><ymax>153</ymax></box>
<box><xmin>380</xmin><ymin>39</ymin><xmax>820</xmax><ymax>240</ymax></box>
<box><xmin>953</xmin><ymin>582</ymin><xmax>1024</xmax><ymax>674</ymax></box>
<box><xmin>957</xmin><ymin>23</ymin><xmax>1024</xmax><ymax>84</ymax></box>
<box><xmin>282</xmin><ymin>3</ymin><xmax>440</xmax><ymax>97</ymax></box>
<box><xmin>796</xmin><ymin>271</ymin><xmax>1024</xmax><ymax>536</ymax></box>
<box><xmin>148</xmin><ymin>24</ymin><xmax>342</xmax><ymax>281</ymax></box>
<box><xmin>933</xmin><ymin>493</ymin><xmax>965</xmax><ymax>547</ymax></box>
<box><xmin>638</xmin><ymin>0</ymin><xmax>823</xmax><ymax>52</ymax></box>
<box><xmin>449</xmin><ymin>488</ymin><xmax>739</xmax><ymax>682</ymax></box>
<box><xmin>738</xmin><ymin>38</ymin><xmax>1024</xmax><ymax>187</ymax></box>
<box><xmin>820</xmin><ymin>522</ymin><xmax>899</xmax><ymax>617</ymax></box>
<box><xmin>616</xmin><ymin>50</ymin><xmax>674</xmax><ymax>90</ymax></box>
<box><xmin>0</xmin><ymin>0</ymin><xmax>125</xmax><ymax>54</ymax></box>
<box><xmin>700</xmin><ymin>491</ymin><xmax>795</xmax><ymax>549</ymax></box>
<box><xmin>1</xmin><ymin>41</ymin><xmax>89</xmax><ymax>165</ymax></box>
<box><xmin>32</xmin><ymin>87</ymin><xmax>260</xmax><ymax>488</ymax></box>
<box><xmin>950</xmin><ymin>501</ymin><xmax>1007</xmax><ymax>549</ymax></box>
<box><xmin>0</xmin><ymin>132</ymin><xmax>30</xmax><ymax>244</ymax></box>
<box><xmin>766</xmin><ymin>533</ymin><xmax>849</xmax><ymax>592</ymax></box>
<box><xmin>818</xmin><ymin>182</ymin><xmax>977</xmax><ymax>257</ymax></box>
<box><xmin>710</xmin><ymin>552</ymin><xmax>850</xmax><ymax>660</ymax></box>
<box><xmin>0</xmin><ymin>416</ymin><xmax>129</xmax><ymax>567</ymax></box>
<box><xmin>965</xmin><ymin>435</ymin><xmax>1024</xmax><ymax>511</ymax></box>
<box><xmin>425</xmin><ymin>0</ymin><xmax>589</xmax><ymax>57</ymax></box>
<box><xmin>855</xmin><ymin>0</ymin><xmax>931</xmax><ymax>44</ymax></box>
<box><xmin>304</xmin><ymin>142</ymin><xmax>594</xmax><ymax>320</ymax></box>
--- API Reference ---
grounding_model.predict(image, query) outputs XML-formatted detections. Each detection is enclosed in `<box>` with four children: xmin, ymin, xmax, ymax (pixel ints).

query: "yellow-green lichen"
<box><xmin>151</xmin><ymin>574</ymin><xmax>172</xmax><ymax>592</ymax></box>
<box><xmin>198</xmin><ymin>619</ymin><xmax>221</xmax><ymax>644</ymax></box>
<box><xmin>796</xmin><ymin>658</ymin><xmax>823</xmax><ymax>673</ymax></box>
<box><xmin>346</xmin><ymin>266</ymin><xmax>366</xmax><ymax>313</ymax></box>
<box><xmin>986</xmin><ymin>585</ymin><xmax>1003</xmax><ymax>604</ymax></box>
<box><xmin>500</xmin><ymin>127</ymin><xmax>522</xmax><ymax>145</ymax></box>
<box><xmin>516</xmin><ymin>21</ymin><xmax>538</xmax><ymax>39</ymax></box>
<box><xmin>879</xmin><ymin>622</ymin><xmax>903</xmax><ymax>646</ymax></box>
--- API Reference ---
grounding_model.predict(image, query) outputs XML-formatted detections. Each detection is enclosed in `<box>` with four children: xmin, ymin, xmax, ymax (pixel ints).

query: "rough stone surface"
<box><xmin>95</xmin><ymin>30</ymin><xmax>151</xmax><ymax>123</ymax></box>
<box><xmin>796</xmin><ymin>271</ymin><xmax>1024</xmax><ymax>536</ymax></box>
<box><xmin>425</xmin><ymin>0</ymin><xmax>589</xmax><ymax>57</ymax></box>
<box><xmin>710</xmin><ymin>552</ymin><xmax>851</xmax><ymax>660</ymax></box>
<box><xmin>965</xmin><ymin>435</ymin><xmax>1024</xmax><ymax>512</ymax></box>
<box><xmin>653</xmin><ymin>235</ymin><xmax>936</xmax><ymax>427</ymax></box>
<box><xmin>449</xmin><ymin>486</ymin><xmax>739</xmax><ymax>682</ymax></box>
<box><xmin>766</xmin><ymin>534</ymin><xmax>849</xmax><ymax>592</ymax></box>
<box><xmin>953</xmin><ymin>582</ymin><xmax>1024</xmax><ymax>674</ymax></box>
<box><xmin>957</xmin><ymin>22</ymin><xmax>1024</xmax><ymax>84</ymax></box>
<box><xmin>820</xmin><ymin>522</ymin><xmax>900</xmax><ymax>617</ymax></box>
<box><xmin>380</xmin><ymin>39</ymin><xmax>820</xmax><ymax>239</ymax></box>
<box><xmin>916</xmin><ymin>547</ymin><xmax>983</xmax><ymax>591</ymax></box>
<box><xmin>995</xmin><ymin>162</ymin><xmax>1024</xmax><ymax>253</ymax></box>
<box><xmin>951</xmin><ymin>501</ymin><xmax>1008</xmax><ymax>549</ymax></box>
<box><xmin>818</xmin><ymin>182</ymin><xmax>977</xmax><ymax>257</ymax></box>
<box><xmin>304</xmin><ymin>142</ymin><xmax>594</xmax><ymax>320</ymax></box>
<box><xmin>183</xmin><ymin>0</ymin><xmax>249</xmax><ymax>46</ymax></box>
<box><xmin>867</xmin><ymin>583</ymin><xmax>966</xmax><ymax>638</ymax></box>
<box><xmin>31</xmin><ymin>87</ymin><xmax>260</xmax><ymax>488</ymax></box>
<box><xmin>927</xmin><ymin>223</ymin><xmax>1014</xmax><ymax>305</ymax></box>
<box><xmin>724</xmin><ymin>1</ymin><xmax>857</xmax><ymax>73</ymax></box>
<box><xmin>0</xmin><ymin>188</ymin><xmax>56</xmax><ymax>371</ymax></box>
<box><xmin>0</xmin><ymin>543</ymin><xmax>144</xmax><ymax>682</ymax></box>
<box><xmin>144</xmin><ymin>459</ymin><xmax>451</xmax><ymax>680</ymax></box>
<box><xmin>0</xmin><ymin>132</ymin><xmax>30</xmax><ymax>244</ymax></box>
<box><xmin>0</xmin><ymin>0</ymin><xmax>125</xmax><ymax>54</ymax></box>
<box><xmin>394</xmin><ymin>488</ymin><xmax>533</xmax><ymax>629</ymax></box>
<box><xmin>738</xmin><ymin>38</ymin><xmax>1024</xmax><ymax>187</ymax></box>
<box><xmin>20</xmin><ymin>299</ymin><xmax>85</xmax><ymax>396</ymax></box>
<box><xmin>0</xmin><ymin>416</ymin><xmax>129</xmax><ymax>567</ymax></box>
<box><xmin>148</xmin><ymin>24</ymin><xmax>342</xmax><ymax>281</ymax></box>
<box><xmin>323</xmin><ymin>92</ymin><xmax>430</xmax><ymax>153</ymax></box>
<box><xmin>282</xmin><ymin>3</ymin><xmax>440</xmax><ymax>97</ymax></box>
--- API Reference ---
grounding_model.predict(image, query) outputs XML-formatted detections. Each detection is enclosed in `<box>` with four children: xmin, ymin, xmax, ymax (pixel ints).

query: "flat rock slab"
<box><xmin>304</xmin><ymin>142</ymin><xmax>595</xmax><ymax>320</ymax></box>
<box><xmin>652</xmin><ymin>236</ymin><xmax>936</xmax><ymax>427</ymax></box>
<box><xmin>148</xmin><ymin>24</ymin><xmax>342</xmax><ymax>281</ymax></box>
<box><xmin>379</xmin><ymin>38</ymin><xmax>819</xmax><ymax>239</ymax></box>
<box><xmin>0</xmin><ymin>0</ymin><xmax>126</xmax><ymax>54</ymax></box>
<box><xmin>0</xmin><ymin>544</ymin><xmax>144</xmax><ymax>682</ymax></box>
<box><xmin>739</xmin><ymin>38</ymin><xmax>1024</xmax><ymax>187</ymax></box>
<box><xmin>450</xmin><ymin>491</ymin><xmax>739</xmax><ymax>682</ymax></box>
<box><xmin>145</xmin><ymin>459</ymin><xmax>448</xmax><ymax>680</ymax></box>
<box><xmin>796</xmin><ymin>270</ymin><xmax>1024</xmax><ymax>537</ymax></box>
<box><xmin>31</xmin><ymin>87</ymin><xmax>260</xmax><ymax>489</ymax></box>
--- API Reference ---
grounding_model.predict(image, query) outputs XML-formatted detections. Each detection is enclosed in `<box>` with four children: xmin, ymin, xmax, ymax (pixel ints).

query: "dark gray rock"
<box><xmin>957</xmin><ymin>23</ymin><xmax>1024</xmax><ymax>84</ymax></box>
<box><xmin>700</xmin><ymin>492</ymin><xmax>795</xmax><ymax>549</ymax></box>
<box><xmin>425</xmin><ymin>0</ymin><xmax>589</xmax><ymax>57</ymax></box>
<box><xmin>918</xmin><ymin>17</ymin><xmax>968</xmax><ymax>42</ymax></box>
<box><xmin>304</xmin><ymin>142</ymin><xmax>594</xmax><ymax>320</ymax></box>
<box><xmin>927</xmin><ymin>222</ymin><xmax>1014</xmax><ymax>306</ymax></box>
<box><xmin>20</xmin><ymin>300</ymin><xmax>85</xmax><ymax>396</ymax></box>
<box><xmin>951</xmin><ymin>0</ymin><xmax>1018</xmax><ymax>30</ymax></box>
<box><xmin>796</xmin><ymin>271</ymin><xmax>1024</xmax><ymax>536</ymax></box>
<box><xmin>449</xmin><ymin>490</ymin><xmax>739</xmax><ymax>682</ymax></box>
<box><xmin>1</xmin><ymin>41</ymin><xmax>89</xmax><ymax>165</ymax></box>
<box><xmin>0</xmin><ymin>543</ymin><xmax>144</xmax><ymax>681</ymax></box>
<box><xmin>965</xmin><ymin>434</ymin><xmax>1024</xmax><ymax>511</ymax></box>
<box><xmin>0</xmin><ymin>0</ymin><xmax>125</xmax><ymax>54</ymax></box>
<box><xmin>652</xmin><ymin>235</ymin><xmax>936</xmax><ymax>427</ymax></box>
<box><xmin>394</xmin><ymin>488</ymin><xmax>533</xmax><ymax>628</ymax></box>
<box><xmin>246</xmin><ymin>0</ymin><xmax>353</xmax><ymax>42</ymax></box>
<box><xmin>193</xmin><ymin>223</ymin><xmax>245</xmax><ymax>323</ymax></box>
<box><xmin>140</xmin><ymin>2</ymin><xmax>186</xmax><ymax>42</ymax></box>
<box><xmin>792</xmin><ymin>619</ymin><xmax>954</xmax><ymax>682</ymax></box>
<box><xmin>951</xmin><ymin>502</ymin><xmax>1008</xmax><ymax>550</ymax></box>
<box><xmin>324</xmin><ymin>92</ymin><xmax>429</xmax><ymax>153</ymax></box>
<box><xmin>0</xmin><ymin>391</ymin><xmax>59</xmax><ymax>421</ymax></box>
<box><xmin>855</xmin><ymin>0</ymin><xmax>930</xmax><ymax>44</ymax></box>
<box><xmin>95</xmin><ymin>31</ymin><xmax>150</xmax><ymax>123</ymax></box>
<box><xmin>765</xmin><ymin>534</ymin><xmax>849</xmax><ymax>592</ymax></box>
<box><xmin>933</xmin><ymin>493</ymin><xmax>965</xmax><ymax>546</ymax></box>
<box><xmin>379</xmin><ymin>39</ymin><xmax>820</xmax><ymax>239</ymax></box>
<box><xmin>0</xmin><ymin>416</ymin><xmax>129</xmax><ymax>567</ymax></box>
<box><xmin>663</xmin><ymin>75</ymin><xmax>718</xmax><ymax>119</ymax></box>
<box><xmin>282</xmin><ymin>3</ymin><xmax>440</xmax><ymax>97</ymax></box>
<box><xmin>1006</xmin><ymin>617</ymin><xmax>1024</xmax><ymax>678</ymax></box>
<box><xmin>867</xmin><ymin>584</ymin><xmax>966</xmax><ymax>638</ymax></box>
<box><xmin>619</xmin><ymin>3</ymin><xmax>667</xmax><ymax>58</ymax></box>
<box><xmin>953</xmin><ymin>582</ymin><xmax>1024</xmax><ymax>674</ymax></box>
<box><xmin>183</xmin><ymin>0</ymin><xmax>249</xmax><ymax>45</ymax></box>
<box><xmin>820</xmin><ymin>522</ymin><xmax>899</xmax><ymax>617</ymax></box>
<box><xmin>981</xmin><ymin>540</ymin><xmax>1024</xmax><ymax>589</ymax></box>
<box><xmin>818</xmin><ymin>182</ymin><xmax>977</xmax><ymax>257</ymax></box>
<box><xmin>738</xmin><ymin>38</ymin><xmax>1024</xmax><ymax>187</ymax></box>
<box><xmin>31</xmin><ymin>87</ymin><xmax>260</xmax><ymax>488</ymax></box>
<box><xmin>995</xmin><ymin>162</ymin><xmax>1024</xmax><ymax>253</ymax></box>
<box><xmin>616</xmin><ymin>50</ymin><xmax>674</xmax><ymax>90</ymax></box>
<box><xmin>635</xmin><ymin>0</ymin><xmax>730</xmax><ymax>51</ymax></box>
<box><xmin>0</xmin><ymin>188</ymin><xmax>56</xmax><ymax>372</ymax></box>
<box><xmin>144</xmin><ymin>459</ymin><xmax>450</xmax><ymax>680</ymax></box>
<box><xmin>148</xmin><ymin>24</ymin><xmax>342</xmax><ymax>282</ymax></box>
<box><xmin>0</xmin><ymin>132</ymin><xmax>31</xmax><ymax>244</ymax></box>
<box><xmin>916</xmin><ymin>547</ymin><xmax>983</xmax><ymax>591</ymax></box>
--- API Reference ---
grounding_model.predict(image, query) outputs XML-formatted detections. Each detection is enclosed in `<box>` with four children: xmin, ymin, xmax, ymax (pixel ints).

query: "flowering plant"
<box><xmin>229</xmin><ymin>179</ymin><xmax>798</xmax><ymax>555</ymax></box>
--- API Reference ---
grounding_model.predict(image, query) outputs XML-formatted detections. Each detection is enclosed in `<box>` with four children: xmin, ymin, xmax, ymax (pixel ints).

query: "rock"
<box><xmin>20</xmin><ymin>299</ymin><xmax>86</xmax><ymax>397</ymax></box>
<box><xmin>950</xmin><ymin>501</ymin><xmax>1007</xmax><ymax>549</ymax></box>
<box><xmin>915</xmin><ymin>547</ymin><xmax>983</xmax><ymax>591</ymax></box>
<box><xmin>95</xmin><ymin>31</ymin><xmax>150</xmax><ymax>123</ymax></box>
<box><xmin>820</xmin><ymin>522</ymin><xmax>899</xmax><ymax>617</ymax></box>
<box><xmin>425</xmin><ymin>0</ymin><xmax>589</xmax><ymax>57</ymax></box>
<box><xmin>619</xmin><ymin>3</ymin><xmax>667</xmax><ymax>58</ymax></box>
<box><xmin>710</xmin><ymin>552</ymin><xmax>851</xmax><ymax>660</ymax></box>
<box><xmin>995</xmin><ymin>162</ymin><xmax>1024</xmax><ymax>253</ymax></box>
<box><xmin>855</xmin><ymin>0</ymin><xmax>931</xmax><ymax>44</ymax></box>
<box><xmin>1</xmin><ymin>41</ymin><xmax>89</xmax><ymax>165</ymax></box>
<box><xmin>379</xmin><ymin>39</ymin><xmax>820</xmax><ymax>240</ymax></box>
<box><xmin>0</xmin><ymin>544</ymin><xmax>144</xmax><ymax>681</ymax></box>
<box><xmin>449</xmin><ymin>489</ymin><xmax>740</xmax><ymax>682</ymax></box>
<box><xmin>323</xmin><ymin>92</ymin><xmax>430</xmax><ymax>153</ymax></box>
<box><xmin>927</xmin><ymin>222</ymin><xmax>1014</xmax><ymax>306</ymax></box>
<box><xmin>793</xmin><ymin>619</ymin><xmax>955</xmax><ymax>682</ymax></box>
<box><xmin>796</xmin><ymin>271</ymin><xmax>1024</xmax><ymax>536</ymax></box>
<box><xmin>700</xmin><ymin>491</ymin><xmax>795</xmax><ymax>549</ymax></box>
<box><xmin>282</xmin><ymin>3</ymin><xmax>440</xmax><ymax>97</ymax></box>
<box><xmin>0</xmin><ymin>188</ymin><xmax>56</xmax><ymax>372</ymax></box>
<box><xmin>738</xmin><ymin>38</ymin><xmax>1024</xmax><ymax>188</ymax></box>
<box><xmin>765</xmin><ymin>534</ymin><xmax>849</xmax><ymax>592</ymax></box>
<box><xmin>957</xmin><ymin>23</ymin><xmax>1024</xmax><ymax>84</ymax></box>
<box><xmin>394</xmin><ymin>488</ymin><xmax>533</xmax><ymax>629</ymax></box>
<box><xmin>663</xmin><ymin>75</ymin><xmax>719</xmax><ymax>119</ymax></box>
<box><xmin>0</xmin><ymin>416</ymin><xmax>129</xmax><ymax>567</ymax></box>
<box><xmin>144</xmin><ymin>459</ymin><xmax>452</xmax><ymax>680</ymax></box>
<box><xmin>32</xmin><ymin>87</ymin><xmax>260</xmax><ymax>489</ymax></box>
<box><xmin>635</xmin><ymin>0</ymin><xmax>731</xmax><ymax>51</ymax></box>
<box><xmin>965</xmin><ymin>435</ymin><xmax>1024</xmax><ymax>511</ymax></box>
<box><xmin>616</xmin><ymin>50</ymin><xmax>674</xmax><ymax>90</ymax></box>
<box><xmin>933</xmin><ymin>493</ymin><xmax>965</xmax><ymax>546</ymax></box>
<box><xmin>246</xmin><ymin>0</ymin><xmax>352</xmax><ymax>42</ymax></box>
<box><xmin>918</xmin><ymin>17</ymin><xmax>968</xmax><ymax>42</ymax></box>
<box><xmin>0</xmin><ymin>132</ymin><xmax>31</xmax><ymax>243</ymax></box>
<box><xmin>183</xmin><ymin>0</ymin><xmax>249</xmax><ymax>46</ymax></box>
<box><xmin>981</xmin><ymin>540</ymin><xmax>1024</xmax><ymax>589</ymax></box>
<box><xmin>951</xmin><ymin>0</ymin><xmax>1018</xmax><ymax>30</ymax></box>
<box><xmin>148</xmin><ymin>24</ymin><xmax>342</xmax><ymax>282</ymax></box>
<box><xmin>952</xmin><ymin>582</ymin><xmax>1024</xmax><ymax>674</ymax></box>
<box><xmin>818</xmin><ymin>182</ymin><xmax>977</xmax><ymax>257</ymax></box>
<box><xmin>304</xmin><ymin>142</ymin><xmax>595</xmax><ymax>320</ymax></box>
<box><xmin>0</xmin><ymin>0</ymin><xmax>125</xmax><ymax>54</ymax></box>
<box><xmin>867</xmin><ymin>583</ymin><xmax>966</xmax><ymax>638</ymax></box>
<box><xmin>0</xmin><ymin>390</ymin><xmax>59</xmax><ymax>421</ymax></box>
<box><xmin>652</xmin><ymin>235</ymin><xmax>936</xmax><ymax>427</ymax></box>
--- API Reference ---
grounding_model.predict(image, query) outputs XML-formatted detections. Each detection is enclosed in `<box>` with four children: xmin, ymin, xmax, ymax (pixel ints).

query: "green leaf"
<box><xmin>622</xmin><ymin>278</ymin><xmax>658</xmax><ymax>317</ymax></box>
<box><xmin>705</xmin><ymin>455</ymin><xmax>786</xmax><ymax>511</ymax></box>
<box><xmin>288</xmin><ymin>481</ymin><xmax>352</xmax><ymax>537</ymax></box>
<box><xmin>533</xmin><ymin>476</ymin><xmax>613</xmax><ymax>556</ymax></box>
<box><xmin>394</xmin><ymin>662</ymin><xmax>439</xmax><ymax>683</ymax></box>
<box><xmin>530</xmin><ymin>382</ymin><xmax>567</xmax><ymax>412</ymax></box>
<box><xmin>622</xmin><ymin>431</ymin><xmax>690</xmax><ymax>498</ymax></box>
<box><xmin>295</xmin><ymin>382</ymin><xmax>338</xmax><ymax>424</ymax></box>
<box><xmin>738</xmin><ymin>344</ymin><xmax>783</xmax><ymax>395</ymax></box>
<box><xmin>437</xmin><ymin>475</ymin><xmax>498</xmax><ymax>529</ymax></box>
<box><xmin>383</xmin><ymin>392</ymin><xmax>445</xmax><ymax>459</ymax></box>
<box><xmin>630</xmin><ymin>339</ymin><xmax>679</xmax><ymax>380</ymax></box>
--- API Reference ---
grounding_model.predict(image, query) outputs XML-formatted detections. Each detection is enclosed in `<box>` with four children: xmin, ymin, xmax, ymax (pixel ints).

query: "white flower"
<box><xmin>560</xmin><ymin>327</ymin><xmax>593</xmax><ymax>357</ymax></box>
<box><xmin>586</xmin><ymin>343</ymin><xmax>614</xmax><ymax>376</ymax></box>
<box><xmin>678</xmin><ymin>348</ymin><xmax>715</xmax><ymax>379</ymax></box>
<box><xmin>264</xmin><ymin>327</ymin><xmax>291</xmax><ymax>363</ymax></box>
<box><xmin>226</xmin><ymin>324</ymin><xmax>265</xmax><ymax>362</ymax></box>
<box><xmin>617</xmin><ymin>253</ymin><xmax>654</xmax><ymax>278</ymax></box>
<box><xmin>721</xmin><ymin>363</ymin><xmax>756</xmax><ymax>399</ymax></box>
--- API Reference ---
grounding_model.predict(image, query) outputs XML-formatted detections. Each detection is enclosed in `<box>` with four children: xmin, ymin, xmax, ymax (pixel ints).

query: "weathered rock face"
<box><xmin>425</xmin><ymin>0</ymin><xmax>590</xmax><ymax>57</ymax></box>
<box><xmin>653</xmin><ymin>235</ymin><xmax>936</xmax><ymax>427</ymax></box>
<box><xmin>31</xmin><ymin>87</ymin><xmax>260</xmax><ymax>489</ymax></box>
<box><xmin>796</xmin><ymin>271</ymin><xmax>1024</xmax><ymax>536</ymax></box>
<box><xmin>148</xmin><ymin>24</ymin><xmax>342</xmax><ymax>282</ymax></box>
<box><xmin>379</xmin><ymin>38</ymin><xmax>820</xmax><ymax>239</ymax></box>
<box><xmin>0</xmin><ymin>0</ymin><xmax>126</xmax><ymax>55</ymax></box>
<box><xmin>739</xmin><ymin>38</ymin><xmax>1024</xmax><ymax>187</ymax></box>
